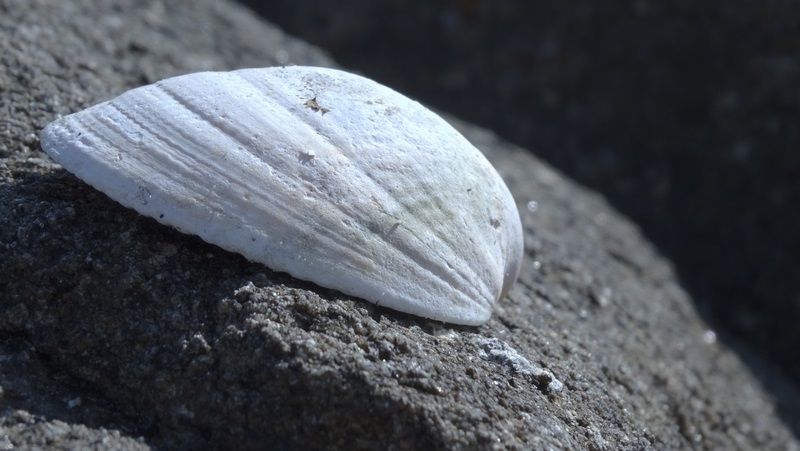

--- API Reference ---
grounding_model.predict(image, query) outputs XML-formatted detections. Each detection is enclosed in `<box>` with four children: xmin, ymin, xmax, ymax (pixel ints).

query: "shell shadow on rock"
<box><xmin>39</xmin><ymin>66</ymin><xmax>523</xmax><ymax>326</ymax></box>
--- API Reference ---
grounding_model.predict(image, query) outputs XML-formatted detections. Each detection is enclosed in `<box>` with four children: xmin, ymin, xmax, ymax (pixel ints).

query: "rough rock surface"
<box><xmin>248</xmin><ymin>0</ymin><xmax>800</xmax><ymax>387</ymax></box>
<box><xmin>0</xmin><ymin>0</ymin><xmax>798</xmax><ymax>449</ymax></box>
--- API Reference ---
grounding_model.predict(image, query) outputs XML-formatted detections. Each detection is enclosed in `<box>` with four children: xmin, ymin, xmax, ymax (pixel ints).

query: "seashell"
<box><xmin>39</xmin><ymin>66</ymin><xmax>523</xmax><ymax>325</ymax></box>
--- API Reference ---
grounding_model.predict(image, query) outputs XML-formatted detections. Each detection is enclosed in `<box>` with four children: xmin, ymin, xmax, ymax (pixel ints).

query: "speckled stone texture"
<box><xmin>247</xmin><ymin>0</ymin><xmax>800</xmax><ymax>390</ymax></box>
<box><xmin>1</xmin><ymin>0</ymin><xmax>798</xmax><ymax>449</ymax></box>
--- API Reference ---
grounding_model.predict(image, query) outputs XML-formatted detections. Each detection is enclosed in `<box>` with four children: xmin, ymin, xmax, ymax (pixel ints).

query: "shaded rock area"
<box><xmin>246</xmin><ymin>0</ymin><xmax>800</xmax><ymax>388</ymax></box>
<box><xmin>0</xmin><ymin>0</ymin><xmax>798</xmax><ymax>449</ymax></box>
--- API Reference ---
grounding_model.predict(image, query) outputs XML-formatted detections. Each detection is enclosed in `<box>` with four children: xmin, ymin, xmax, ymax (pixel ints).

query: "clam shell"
<box><xmin>39</xmin><ymin>66</ymin><xmax>523</xmax><ymax>325</ymax></box>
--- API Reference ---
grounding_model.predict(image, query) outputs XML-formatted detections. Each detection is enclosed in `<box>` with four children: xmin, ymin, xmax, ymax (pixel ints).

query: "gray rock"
<box><xmin>0</xmin><ymin>0</ymin><xmax>798</xmax><ymax>449</ymax></box>
<box><xmin>249</xmin><ymin>0</ymin><xmax>800</xmax><ymax>387</ymax></box>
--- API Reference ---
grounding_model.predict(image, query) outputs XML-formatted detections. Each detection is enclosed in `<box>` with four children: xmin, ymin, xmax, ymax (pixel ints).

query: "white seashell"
<box><xmin>39</xmin><ymin>66</ymin><xmax>523</xmax><ymax>325</ymax></box>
